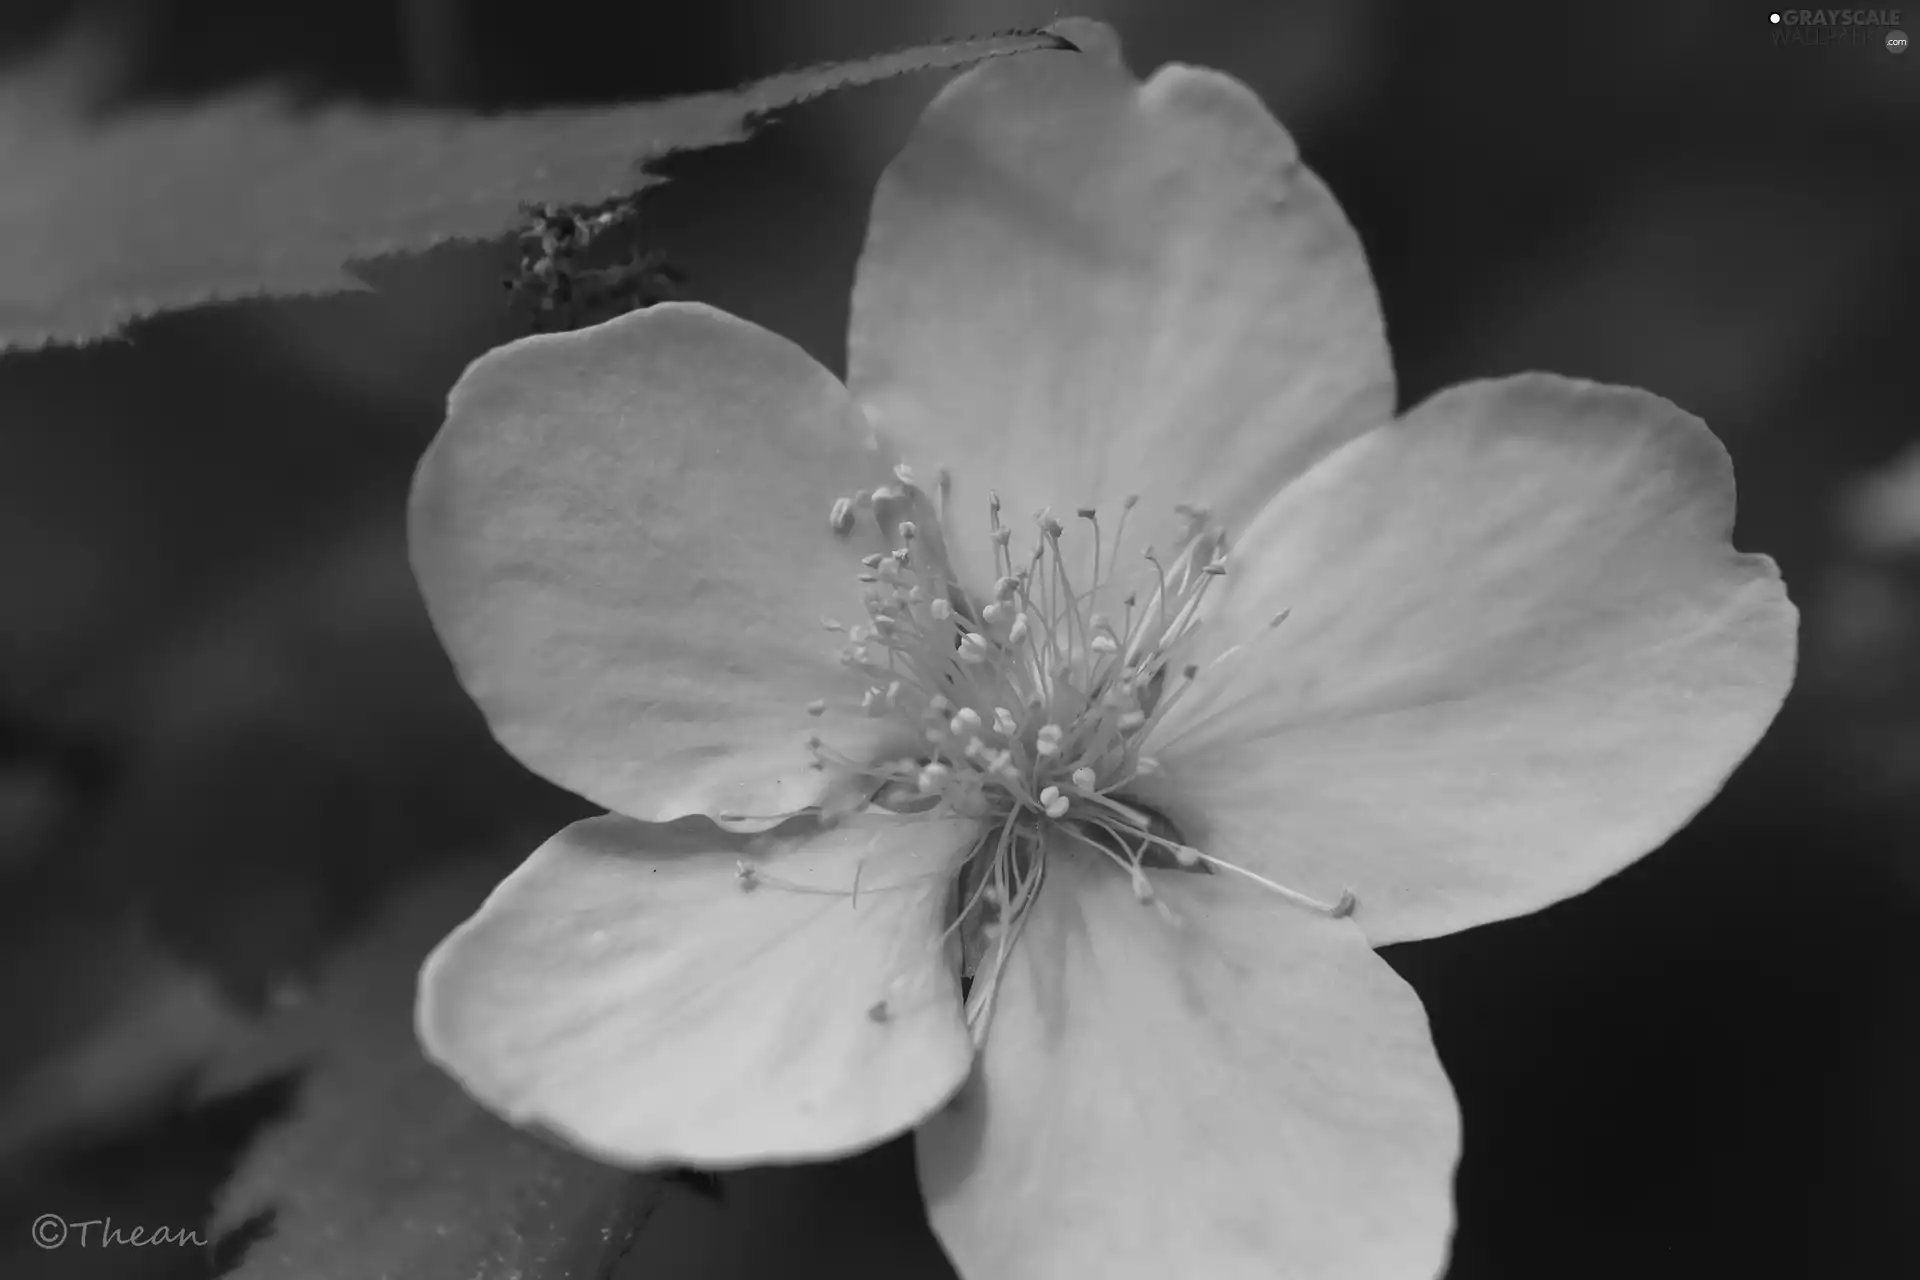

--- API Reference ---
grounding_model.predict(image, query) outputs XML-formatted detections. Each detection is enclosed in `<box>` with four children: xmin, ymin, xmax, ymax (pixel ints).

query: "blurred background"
<box><xmin>0</xmin><ymin>1</ymin><xmax>1916</xmax><ymax>1277</ymax></box>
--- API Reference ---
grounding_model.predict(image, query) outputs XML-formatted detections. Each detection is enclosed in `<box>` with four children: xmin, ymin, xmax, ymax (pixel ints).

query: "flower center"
<box><xmin>832</xmin><ymin>465</ymin><xmax>1215</xmax><ymax>823</ymax></box>
<box><xmin>795</xmin><ymin>464</ymin><xmax>1352</xmax><ymax>1044</ymax></box>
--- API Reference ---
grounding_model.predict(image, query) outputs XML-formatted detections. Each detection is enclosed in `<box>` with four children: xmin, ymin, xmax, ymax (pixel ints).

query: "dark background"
<box><xmin>1</xmin><ymin>1</ymin><xmax>1917</xmax><ymax>1278</ymax></box>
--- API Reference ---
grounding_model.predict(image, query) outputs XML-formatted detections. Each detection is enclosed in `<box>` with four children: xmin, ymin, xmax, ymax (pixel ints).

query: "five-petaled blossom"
<box><xmin>409</xmin><ymin>23</ymin><xmax>1795</xmax><ymax>1280</ymax></box>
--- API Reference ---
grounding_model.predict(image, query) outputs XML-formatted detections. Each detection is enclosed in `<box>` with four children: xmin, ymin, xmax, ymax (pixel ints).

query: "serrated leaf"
<box><xmin>0</xmin><ymin>28</ymin><xmax>1071</xmax><ymax>351</ymax></box>
<box><xmin>209</xmin><ymin>860</ymin><xmax>653</xmax><ymax>1280</ymax></box>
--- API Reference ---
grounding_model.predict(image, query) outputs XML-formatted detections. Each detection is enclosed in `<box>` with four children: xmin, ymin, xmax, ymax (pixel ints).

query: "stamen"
<box><xmin>798</xmin><ymin>486</ymin><xmax>1345</xmax><ymax>1023</ymax></box>
<box><xmin>1195</xmin><ymin>853</ymin><xmax>1358</xmax><ymax>918</ymax></box>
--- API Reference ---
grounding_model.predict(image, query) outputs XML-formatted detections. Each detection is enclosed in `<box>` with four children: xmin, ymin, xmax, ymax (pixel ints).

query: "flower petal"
<box><xmin>917</xmin><ymin>841</ymin><xmax>1459</xmax><ymax>1280</ymax></box>
<box><xmin>418</xmin><ymin>812</ymin><xmax>981</xmax><ymax>1167</ymax></box>
<box><xmin>1138</xmin><ymin>375</ymin><xmax>1798</xmax><ymax>945</ymax></box>
<box><xmin>410</xmin><ymin>303</ymin><xmax>913</xmax><ymax>828</ymax></box>
<box><xmin>848</xmin><ymin>23</ymin><xmax>1391</xmax><ymax>593</ymax></box>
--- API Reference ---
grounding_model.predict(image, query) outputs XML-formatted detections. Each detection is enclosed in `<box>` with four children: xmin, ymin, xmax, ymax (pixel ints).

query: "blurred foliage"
<box><xmin>0</xmin><ymin>1</ymin><xmax>1914</xmax><ymax>1278</ymax></box>
<box><xmin>0</xmin><ymin>26</ymin><xmax>1069</xmax><ymax>347</ymax></box>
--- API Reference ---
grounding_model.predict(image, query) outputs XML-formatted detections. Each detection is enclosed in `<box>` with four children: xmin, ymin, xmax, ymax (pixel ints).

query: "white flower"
<box><xmin>408</xmin><ymin>23</ymin><xmax>1795</xmax><ymax>1279</ymax></box>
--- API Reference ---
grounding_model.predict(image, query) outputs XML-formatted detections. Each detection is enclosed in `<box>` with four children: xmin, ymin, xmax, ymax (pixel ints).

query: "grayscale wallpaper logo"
<box><xmin>1769</xmin><ymin>9</ymin><xmax>1909</xmax><ymax>51</ymax></box>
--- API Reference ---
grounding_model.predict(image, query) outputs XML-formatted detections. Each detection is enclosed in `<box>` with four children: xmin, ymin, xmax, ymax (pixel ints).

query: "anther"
<box><xmin>1118</xmin><ymin>710</ymin><xmax>1145</xmax><ymax>730</ymax></box>
<box><xmin>1039</xmin><ymin>786</ymin><xmax>1070</xmax><ymax>819</ymax></box>
<box><xmin>829</xmin><ymin>497</ymin><xmax>856</xmax><ymax>536</ymax></box>
<box><xmin>993</xmin><ymin>707</ymin><xmax>1018</xmax><ymax>736</ymax></box>
<box><xmin>930</xmin><ymin>598</ymin><xmax>953</xmax><ymax>621</ymax></box>
<box><xmin>868</xmin><ymin>1000</ymin><xmax>891</xmax><ymax>1023</ymax></box>
<box><xmin>807</xmin><ymin>700</ymin><xmax>827</xmax><ymax>717</ymax></box>
<box><xmin>1071</xmin><ymin>766</ymin><xmax>1097</xmax><ymax>790</ymax></box>
<box><xmin>1008</xmin><ymin>614</ymin><xmax>1030</xmax><ymax>645</ymax></box>
<box><xmin>1135</xmin><ymin>756</ymin><xmax>1161</xmax><ymax>775</ymax></box>
<box><xmin>1076</xmin><ymin>507</ymin><xmax>1097</xmax><ymax>520</ymax></box>
<box><xmin>735</xmin><ymin>861</ymin><xmax>758</xmax><ymax>892</ymax></box>
<box><xmin>821</xmin><ymin>617</ymin><xmax>844</xmax><ymax>632</ymax></box>
<box><xmin>1090</xmin><ymin>635</ymin><xmax>1118</xmax><ymax>654</ymax></box>
<box><xmin>899</xmin><ymin>521</ymin><xmax>917</xmax><ymax>540</ymax></box>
